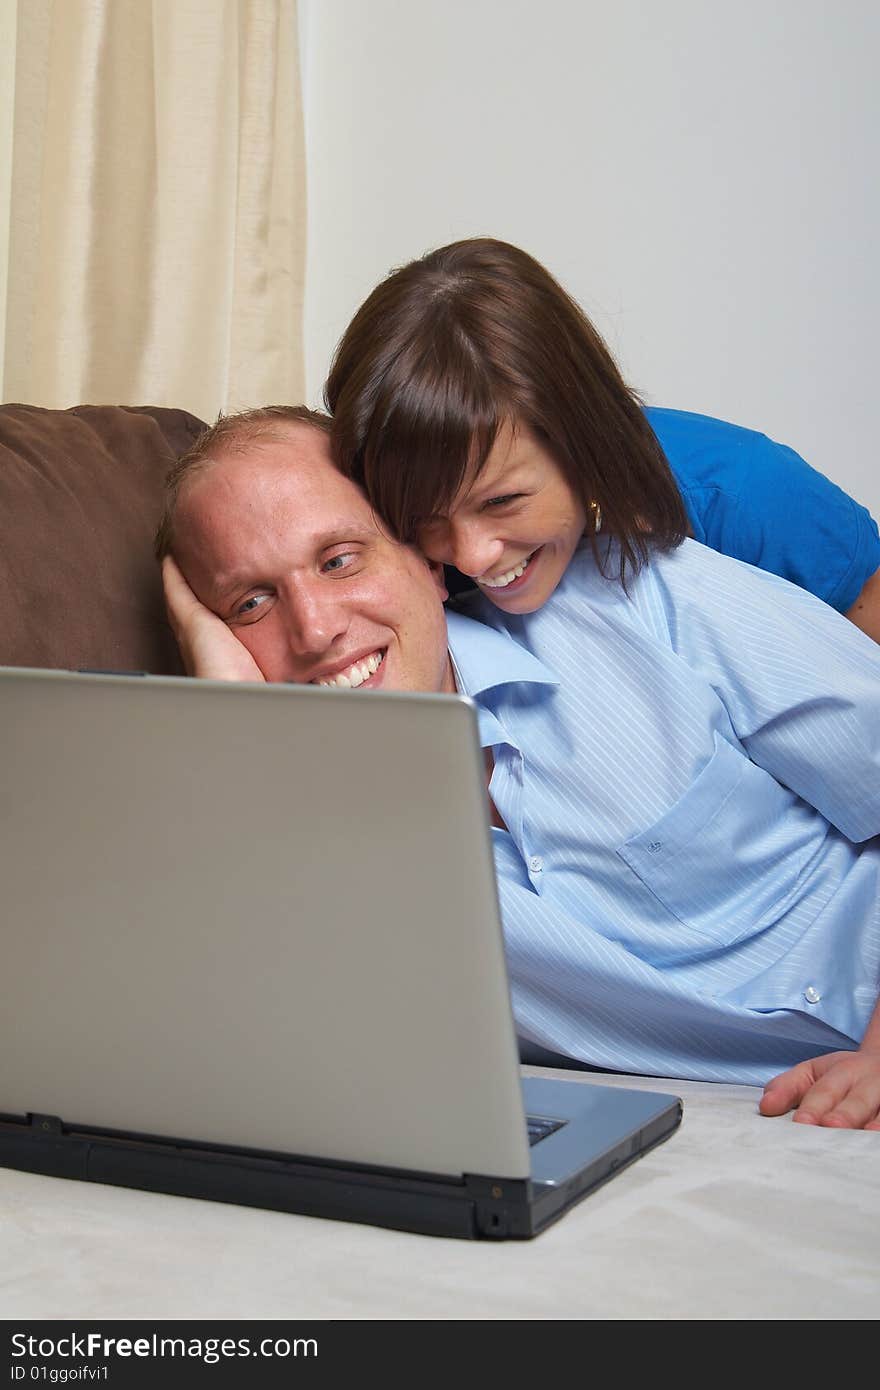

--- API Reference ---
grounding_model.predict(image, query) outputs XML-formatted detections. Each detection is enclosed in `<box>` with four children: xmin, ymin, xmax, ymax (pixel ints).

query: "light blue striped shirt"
<box><xmin>446</xmin><ymin>538</ymin><xmax>880</xmax><ymax>1085</ymax></box>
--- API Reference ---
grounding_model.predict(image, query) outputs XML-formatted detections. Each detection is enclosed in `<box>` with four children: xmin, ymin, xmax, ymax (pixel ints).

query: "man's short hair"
<box><xmin>155</xmin><ymin>405</ymin><xmax>332</xmax><ymax>560</ymax></box>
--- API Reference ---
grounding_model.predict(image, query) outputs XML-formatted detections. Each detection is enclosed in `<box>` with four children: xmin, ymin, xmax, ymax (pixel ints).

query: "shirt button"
<box><xmin>529</xmin><ymin>855</ymin><xmax>543</xmax><ymax>873</ymax></box>
<box><xmin>804</xmin><ymin>985</ymin><xmax>821</xmax><ymax>1005</ymax></box>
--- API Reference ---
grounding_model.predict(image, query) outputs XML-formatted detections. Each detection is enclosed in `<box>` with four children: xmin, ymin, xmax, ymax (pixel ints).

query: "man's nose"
<box><xmin>285</xmin><ymin>583</ymin><xmax>348</xmax><ymax>656</ymax></box>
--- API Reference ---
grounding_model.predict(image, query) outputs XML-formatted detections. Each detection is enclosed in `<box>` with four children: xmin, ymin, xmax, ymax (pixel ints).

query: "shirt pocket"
<box><xmin>615</xmin><ymin>732</ymin><xmax>824</xmax><ymax>948</ymax></box>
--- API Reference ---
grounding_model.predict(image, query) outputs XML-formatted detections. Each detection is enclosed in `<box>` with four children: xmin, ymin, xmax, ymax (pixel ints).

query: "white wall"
<box><xmin>300</xmin><ymin>0</ymin><xmax>880</xmax><ymax>515</ymax></box>
<box><xmin>0</xmin><ymin>0</ymin><xmax>18</xmax><ymax>395</ymax></box>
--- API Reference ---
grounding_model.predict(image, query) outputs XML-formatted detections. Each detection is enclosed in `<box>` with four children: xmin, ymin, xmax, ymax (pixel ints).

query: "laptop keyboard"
<box><xmin>526</xmin><ymin>1115</ymin><xmax>565</xmax><ymax>1146</ymax></box>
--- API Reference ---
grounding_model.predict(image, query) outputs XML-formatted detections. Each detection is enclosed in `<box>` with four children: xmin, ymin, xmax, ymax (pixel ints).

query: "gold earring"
<box><xmin>590</xmin><ymin>500</ymin><xmax>602</xmax><ymax>533</ymax></box>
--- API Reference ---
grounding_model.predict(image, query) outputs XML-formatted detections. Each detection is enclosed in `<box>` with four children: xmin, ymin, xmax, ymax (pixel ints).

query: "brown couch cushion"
<box><xmin>0</xmin><ymin>403</ymin><xmax>206</xmax><ymax>673</ymax></box>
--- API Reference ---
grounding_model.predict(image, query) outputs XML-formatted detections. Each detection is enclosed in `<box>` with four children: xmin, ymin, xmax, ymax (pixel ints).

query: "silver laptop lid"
<box><xmin>0</xmin><ymin>667</ymin><xmax>530</xmax><ymax>1180</ymax></box>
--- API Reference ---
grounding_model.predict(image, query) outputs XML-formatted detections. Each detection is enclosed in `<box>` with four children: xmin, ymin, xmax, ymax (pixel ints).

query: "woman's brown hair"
<box><xmin>325</xmin><ymin>238</ymin><xmax>687</xmax><ymax>586</ymax></box>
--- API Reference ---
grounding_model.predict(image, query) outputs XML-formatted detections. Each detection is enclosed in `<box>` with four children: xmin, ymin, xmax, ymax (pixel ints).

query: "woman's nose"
<box><xmin>421</xmin><ymin>516</ymin><xmax>504</xmax><ymax>578</ymax></box>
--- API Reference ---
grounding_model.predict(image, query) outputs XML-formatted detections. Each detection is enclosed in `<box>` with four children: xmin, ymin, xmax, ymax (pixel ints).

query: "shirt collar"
<box><xmin>445</xmin><ymin>610</ymin><xmax>558</xmax><ymax>699</ymax></box>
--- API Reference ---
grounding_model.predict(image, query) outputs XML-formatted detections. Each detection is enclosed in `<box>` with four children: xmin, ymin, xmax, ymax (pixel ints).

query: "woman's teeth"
<box><xmin>479</xmin><ymin>554</ymin><xmax>533</xmax><ymax>589</ymax></box>
<box><xmin>318</xmin><ymin>651</ymin><xmax>384</xmax><ymax>689</ymax></box>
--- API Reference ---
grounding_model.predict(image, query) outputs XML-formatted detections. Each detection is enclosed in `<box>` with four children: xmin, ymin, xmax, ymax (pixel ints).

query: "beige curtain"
<box><xmin>3</xmin><ymin>0</ymin><xmax>305</xmax><ymax>420</ymax></box>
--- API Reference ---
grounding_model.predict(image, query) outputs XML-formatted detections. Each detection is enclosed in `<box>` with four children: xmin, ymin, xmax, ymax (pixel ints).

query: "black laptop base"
<box><xmin>0</xmin><ymin>1103</ymin><xmax>680</xmax><ymax>1240</ymax></box>
<box><xmin>0</xmin><ymin>1112</ymin><xmax>536</xmax><ymax>1240</ymax></box>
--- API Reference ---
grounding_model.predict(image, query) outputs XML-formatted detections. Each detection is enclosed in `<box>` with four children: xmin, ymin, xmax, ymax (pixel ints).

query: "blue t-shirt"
<box><xmin>646</xmin><ymin>406</ymin><xmax>880</xmax><ymax>613</ymax></box>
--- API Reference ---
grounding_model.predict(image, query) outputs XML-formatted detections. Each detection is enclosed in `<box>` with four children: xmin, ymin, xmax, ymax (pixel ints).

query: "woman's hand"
<box><xmin>162</xmin><ymin>555</ymin><xmax>265</xmax><ymax>683</ymax></box>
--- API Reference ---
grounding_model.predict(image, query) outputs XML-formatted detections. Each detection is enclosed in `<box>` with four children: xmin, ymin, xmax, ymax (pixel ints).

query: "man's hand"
<box><xmin>759</xmin><ymin>1049</ymin><xmax>880</xmax><ymax>1129</ymax></box>
<box><xmin>162</xmin><ymin>555</ymin><xmax>264</xmax><ymax>683</ymax></box>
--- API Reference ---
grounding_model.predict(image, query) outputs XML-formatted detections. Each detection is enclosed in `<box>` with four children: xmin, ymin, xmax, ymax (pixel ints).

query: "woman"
<box><xmin>325</xmin><ymin>238</ymin><xmax>880</xmax><ymax>639</ymax></box>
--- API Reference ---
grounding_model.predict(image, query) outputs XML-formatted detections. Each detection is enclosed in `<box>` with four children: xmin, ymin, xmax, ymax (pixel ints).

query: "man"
<box><xmin>158</xmin><ymin>406</ymin><xmax>880</xmax><ymax>1129</ymax></box>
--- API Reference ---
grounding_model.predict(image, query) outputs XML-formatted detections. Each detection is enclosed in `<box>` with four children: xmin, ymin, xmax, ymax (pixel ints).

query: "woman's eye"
<box><xmin>483</xmin><ymin>493</ymin><xmax>523</xmax><ymax>510</ymax></box>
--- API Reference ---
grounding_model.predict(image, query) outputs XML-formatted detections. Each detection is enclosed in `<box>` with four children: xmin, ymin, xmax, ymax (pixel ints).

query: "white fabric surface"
<box><xmin>1</xmin><ymin>1067</ymin><xmax>877</xmax><ymax>1320</ymax></box>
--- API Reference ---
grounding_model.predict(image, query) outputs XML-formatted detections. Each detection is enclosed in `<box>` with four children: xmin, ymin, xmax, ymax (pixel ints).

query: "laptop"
<box><xmin>0</xmin><ymin>665</ymin><xmax>681</xmax><ymax>1239</ymax></box>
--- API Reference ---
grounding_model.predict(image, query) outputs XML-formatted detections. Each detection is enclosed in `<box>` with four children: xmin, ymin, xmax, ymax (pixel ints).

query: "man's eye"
<box><xmin>322</xmin><ymin>551</ymin><xmax>357</xmax><ymax>573</ymax></box>
<box><xmin>235</xmin><ymin>593</ymin><xmax>271</xmax><ymax>618</ymax></box>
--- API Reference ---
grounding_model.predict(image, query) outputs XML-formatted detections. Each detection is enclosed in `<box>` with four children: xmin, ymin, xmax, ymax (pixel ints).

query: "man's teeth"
<box><xmin>479</xmin><ymin>554</ymin><xmax>532</xmax><ymax>589</ymax></box>
<box><xmin>318</xmin><ymin>651</ymin><xmax>384</xmax><ymax>689</ymax></box>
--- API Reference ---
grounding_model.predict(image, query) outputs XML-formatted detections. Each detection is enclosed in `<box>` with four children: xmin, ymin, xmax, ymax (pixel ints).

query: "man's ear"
<box><xmin>426</xmin><ymin>558</ymin><xmax>449</xmax><ymax>602</ymax></box>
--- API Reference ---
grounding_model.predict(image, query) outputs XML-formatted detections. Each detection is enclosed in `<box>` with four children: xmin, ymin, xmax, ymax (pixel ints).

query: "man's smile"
<box><xmin>313</xmin><ymin>648</ymin><xmax>386</xmax><ymax>689</ymax></box>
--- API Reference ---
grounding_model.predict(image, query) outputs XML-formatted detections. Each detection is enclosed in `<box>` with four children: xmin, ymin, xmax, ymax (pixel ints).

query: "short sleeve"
<box><xmin>647</xmin><ymin>407</ymin><xmax>880</xmax><ymax>612</ymax></box>
<box><xmin>729</xmin><ymin>436</ymin><xmax>880</xmax><ymax>612</ymax></box>
<box><xmin>645</xmin><ymin>543</ymin><xmax>880</xmax><ymax>842</ymax></box>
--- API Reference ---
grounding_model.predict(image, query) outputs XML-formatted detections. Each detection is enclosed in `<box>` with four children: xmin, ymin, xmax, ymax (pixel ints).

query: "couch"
<box><xmin>0</xmin><ymin>402</ymin><xmax>206</xmax><ymax>675</ymax></box>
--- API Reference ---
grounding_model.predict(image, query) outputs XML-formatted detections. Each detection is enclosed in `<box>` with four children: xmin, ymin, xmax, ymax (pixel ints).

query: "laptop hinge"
<box><xmin>28</xmin><ymin>1113</ymin><xmax>64</xmax><ymax>1135</ymax></box>
<box><xmin>464</xmin><ymin>1174</ymin><xmax>534</xmax><ymax>1239</ymax></box>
